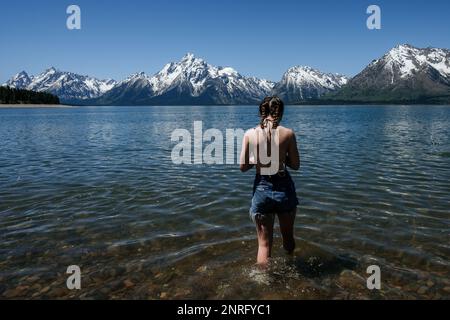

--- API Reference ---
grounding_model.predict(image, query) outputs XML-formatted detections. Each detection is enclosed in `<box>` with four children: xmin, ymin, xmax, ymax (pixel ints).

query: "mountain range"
<box><xmin>3</xmin><ymin>44</ymin><xmax>450</xmax><ymax>105</ymax></box>
<box><xmin>327</xmin><ymin>44</ymin><xmax>450</xmax><ymax>103</ymax></box>
<box><xmin>5</xmin><ymin>68</ymin><xmax>116</xmax><ymax>104</ymax></box>
<box><xmin>272</xmin><ymin>66</ymin><xmax>348</xmax><ymax>101</ymax></box>
<box><xmin>89</xmin><ymin>53</ymin><xmax>275</xmax><ymax>105</ymax></box>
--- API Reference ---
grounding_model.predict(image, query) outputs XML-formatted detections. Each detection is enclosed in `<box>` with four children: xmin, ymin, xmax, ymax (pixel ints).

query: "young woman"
<box><xmin>240</xmin><ymin>96</ymin><xmax>300</xmax><ymax>265</ymax></box>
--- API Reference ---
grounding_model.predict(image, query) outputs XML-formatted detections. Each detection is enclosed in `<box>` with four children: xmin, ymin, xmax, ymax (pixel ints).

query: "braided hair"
<box><xmin>259</xmin><ymin>96</ymin><xmax>284</xmax><ymax>129</ymax></box>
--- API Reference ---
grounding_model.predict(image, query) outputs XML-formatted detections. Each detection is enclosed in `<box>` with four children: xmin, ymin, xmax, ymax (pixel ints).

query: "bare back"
<box><xmin>240</xmin><ymin>124</ymin><xmax>300</xmax><ymax>174</ymax></box>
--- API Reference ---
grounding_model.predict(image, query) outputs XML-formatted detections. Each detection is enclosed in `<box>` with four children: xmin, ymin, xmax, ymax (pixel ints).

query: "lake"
<box><xmin>0</xmin><ymin>105</ymin><xmax>449</xmax><ymax>299</ymax></box>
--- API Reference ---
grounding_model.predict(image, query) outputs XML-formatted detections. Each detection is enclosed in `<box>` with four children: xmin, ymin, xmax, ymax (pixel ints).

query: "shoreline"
<box><xmin>2</xmin><ymin>104</ymin><xmax>450</xmax><ymax>108</ymax></box>
<box><xmin>0</xmin><ymin>104</ymin><xmax>72</xmax><ymax>108</ymax></box>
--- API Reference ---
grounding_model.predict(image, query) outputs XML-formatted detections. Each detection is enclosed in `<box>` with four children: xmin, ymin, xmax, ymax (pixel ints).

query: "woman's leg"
<box><xmin>277</xmin><ymin>209</ymin><xmax>296</xmax><ymax>254</ymax></box>
<box><xmin>255</xmin><ymin>215</ymin><xmax>275</xmax><ymax>265</ymax></box>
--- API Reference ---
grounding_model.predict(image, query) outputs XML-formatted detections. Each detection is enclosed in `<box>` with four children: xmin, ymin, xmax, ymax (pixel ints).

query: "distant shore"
<box><xmin>0</xmin><ymin>104</ymin><xmax>71</xmax><ymax>108</ymax></box>
<box><xmin>293</xmin><ymin>99</ymin><xmax>450</xmax><ymax>105</ymax></box>
<box><xmin>2</xmin><ymin>103</ymin><xmax>450</xmax><ymax>108</ymax></box>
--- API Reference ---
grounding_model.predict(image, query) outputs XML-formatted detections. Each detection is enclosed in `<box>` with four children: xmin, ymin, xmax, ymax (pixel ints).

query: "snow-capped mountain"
<box><xmin>272</xmin><ymin>66</ymin><xmax>348</xmax><ymax>103</ymax></box>
<box><xmin>331</xmin><ymin>44</ymin><xmax>450</xmax><ymax>102</ymax></box>
<box><xmin>5</xmin><ymin>71</ymin><xmax>33</xmax><ymax>89</ymax></box>
<box><xmin>383</xmin><ymin>44</ymin><xmax>450</xmax><ymax>79</ymax></box>
<box><xmin>5</xmin><ymin>45</ymin><xmax>449</xmax><ymax>105</ymax></box>
<box><xmin>92</xmin><ymin>72</ymin><xmax>156</xmax><ymax>106</ymax></box>
<box><xmin>93</xmin><ymin>53</ymin><xmax>275</xmax><ymax>105</ymax></box>
<box><xmin>4</xmin><ymin>68</ymin><xmax>117</xmax><ymax>103</ymax></box>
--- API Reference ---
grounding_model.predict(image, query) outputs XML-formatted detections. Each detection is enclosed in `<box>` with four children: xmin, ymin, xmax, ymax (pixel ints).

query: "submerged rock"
<box><xmin>196</xmin><ymin>265</ymin><xmax>207</xmax><ymax>273</ymax></box>
<box><xmin>123</xmin><ymin>279</ymin><xmax>135</xmax><ymax>288</ymax></box>
<box><xmin>40</xmin><ymin>286</ymin><xmax>51</xmax><ymax>294</ymax></box>
<box><xmin>48</xmin><ymin>288</ymin><xmax>67</xmax><ymax>298</ymax></box>
<box><xmin>338</xmin><ymin>270</ymin><xmax>365</xmax><ymax>289</ymax></box>
<box><xmin>417</xmin><ymin>286</ymin><xmax>428</xmax><ymax>295</ymax></box>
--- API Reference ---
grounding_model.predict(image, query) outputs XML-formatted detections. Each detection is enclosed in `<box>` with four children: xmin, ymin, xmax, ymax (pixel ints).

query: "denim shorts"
<box><xmin>249</xmin><ymin>171</ymin><xmax>299</xmax><ymax>224</ymax></box>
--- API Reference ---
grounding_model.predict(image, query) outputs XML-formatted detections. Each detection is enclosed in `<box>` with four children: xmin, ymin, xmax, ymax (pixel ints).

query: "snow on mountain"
<box><xmin>272</xmin><ymin>66</ymin><xmax>348</xmax><ymax>102</ymax></box>
<box><xmin>331</xmin><ymin>44</ymin><xmax>450</xmax><ymax>102</ymax></box>
<box><xmin>94</xmin><ymin>53</ymin><xmax>275</xmax><ymax>105</ymax></box>
<box><xmin>118</xmin><ymin>72</ymin><xmax>153</xmax><ymax>89</ymax></box>
<box><xmin>6</xmin><ymin>45</ymin><xmax>448</xmax><ymax>105</ymax></box>
<box><xmin>3</xmin><ymin>67</ymin><xmax>117</xmax><ymax>102</ymax></box>
<box><xmin>149</xmin><ymin>53</ymin><xmax>275</xmax><ymax>99</ymax></box>
<box><xmin>370</xmin><ymin>44</ymin><xmax>450</xmax><ymax>81</ymax></box>
<box><xmin>90</xmin><ymin>72</ymin><xmax>156</xmax><ymax>105</ymax></box>
<box><xmin>4</xmin><ymin>71</ymin><xmax>33</xmax><ymax>89</ymax></box>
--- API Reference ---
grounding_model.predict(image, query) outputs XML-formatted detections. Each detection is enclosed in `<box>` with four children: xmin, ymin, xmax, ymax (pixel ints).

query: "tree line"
<box><xmin>0</xmin><ymin>86</ymin><xmax>60</xmax><ymax>104</ymax></box>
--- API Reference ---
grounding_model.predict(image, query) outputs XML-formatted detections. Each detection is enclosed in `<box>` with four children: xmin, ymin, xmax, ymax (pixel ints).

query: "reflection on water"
<box><xmin>0</xmin><ymin>105</ymin><xmax>449</xmax><ymax>299</ymax></box>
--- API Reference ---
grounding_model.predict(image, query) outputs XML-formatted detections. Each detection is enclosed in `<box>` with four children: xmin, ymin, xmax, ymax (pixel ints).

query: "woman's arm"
<box><xmin>285</xmin><ymin>130</ymin><xmax>300</xmax><ymax>170</ymax></box>
<box><xmin>240</xmin><ymin>132</ymin><xmax>254</xmax><ymax>172</ymax></box>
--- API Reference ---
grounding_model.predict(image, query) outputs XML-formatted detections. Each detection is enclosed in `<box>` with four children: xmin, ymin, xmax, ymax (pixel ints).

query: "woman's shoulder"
<box><xmin>277</xmin><ymin>125</ymin><xmax>295</xmax><ymax>135</ymax></box>
<box><xmin>245</xmin><ymin>127</ymin><xmax>257</xmax><ymax>134</ymax></box>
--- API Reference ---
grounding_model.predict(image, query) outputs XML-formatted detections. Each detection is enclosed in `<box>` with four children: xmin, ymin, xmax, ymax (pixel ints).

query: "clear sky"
<box><xmin>0</xmin><ymin>0</ymin><xmax>449</xmax><ymax>83</ymax></box>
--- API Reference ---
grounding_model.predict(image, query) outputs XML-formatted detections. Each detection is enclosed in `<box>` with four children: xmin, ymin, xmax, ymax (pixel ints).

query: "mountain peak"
<box><xmin>273</xmin><ymin>65</ymin><xmax>349</xmax><ymax>103</ymax></box>
<box><xmin>285</xmin><ymin>66</ymin><xmax>347</xmax><ymax>81</ymax></box>
<box><xmin>287</xmin><ymin>66</ymin><xmax>316</xmax><ymax>73</ymax></box>
<box><xmin>3</xmin><ymin>70</ymin><xmax>33</xmax><ymax>88</ymax></box>
<box><xmin>381</xmin><ymin>44</ymin><xmax>450</xmax><ymax>79</ymax></box>
<box><xmin>3</xmin><ymin>67</ymin><xmax>120</xmax><ymax>102</ymax></box>
<box><xmin>126</xmin><ymin>71</ymin><xmax>150</xmax><ymax>80</ymax></box>
<box><xmin>96</xmin><ymin>53</ymin><xmax>274</xmax><ymax>105</ymax></box>
<box><xmin>389</xmin><ymin>44</ymin><xmax>418</xmax><ymax>56</ymax></box>
<box><xmin>395</xmin><ymin>43</ymin><xmax>415</xmax><ymax>50</ymax></box>
<box><xmin>334</xmin><ymin>44</ymin><xmax>450</xmax><ymax>103</ymax></box>
<box><xmin>45</xmin><ymin>66</ymin><xmax>58</xmax><ymax>74</ymax></box>
<box><xmin>182</xmin><ymin>52</ymin><xmax>196</xmax><ymax>60</ymax></box>
<box><xmin>180</xmin><ymin>52</ymin><xmax>205</xmax><ymax>65</ymax></box>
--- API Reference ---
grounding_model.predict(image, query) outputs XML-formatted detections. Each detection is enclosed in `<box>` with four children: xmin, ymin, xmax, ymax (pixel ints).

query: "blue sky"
<box><xmin>0</xmin><ymin>0</ymin><xmax>449</xmax><ymax>83</ymax></box>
